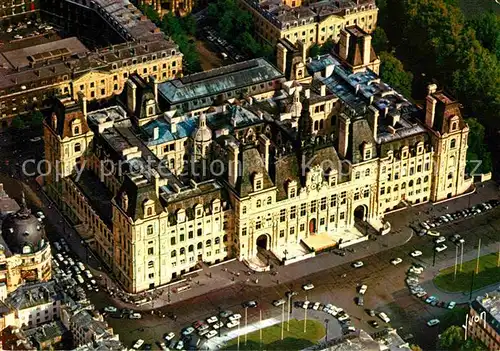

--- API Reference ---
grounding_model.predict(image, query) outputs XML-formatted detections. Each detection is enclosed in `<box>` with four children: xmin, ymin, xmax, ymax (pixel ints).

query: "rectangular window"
<box><xmin>354</xmin><ymin>192</ymin><xmax>360</xmax><ymax>201</ymax></box>
<box><xmin>242</xmin><ymin>227</ymin><xmax>247</xmax><ymax>236</ymax></box>
<box><xmin>300</xmin><ymin>223</ymin><xmax>305</xmax><ymax>231</ymax></box>
<box><xmin>330</xmin><ymin>214</ymin><xmax>335</xmax><ymax>223</ymax></box>
<box><xmin>180</xmin><ymin>234</ymin><xmax>185</xmax><ymax>242</ymax></box>
<box><xmin>320</xmin><ymin>197</ymin><xmax>327</xmax><ymax>210</ymax></box>
<box><xmin>280</xmin><ymin>209</ymin><xmax>286</xmax><ymax>222</ymax></box>
<box><xmin>290</xmin><ymin>227</ymin><xmax>295</xmax><ymax>235</ymax></box>
<box><xmin>310</xmin><ymin>200</ymin><xmax>317</xmax><ymax>213</ymax></box>
<box><xmin>340</xmin><ymin>191</ymin><xmax>347</xmax><ymax>205</ymax></box>
<box><xmin>188</xmin><ymin>231</ymin><xmax>194</xmax><ymax>239</ymax></box>
<box><xmin>148</xmin><ymin>247</ymin><xmax>153</xmax><ymax>255</ymax></box>
<box><xmin>290</xmin><ymin>206</ymin><xmax>297</xmax><ymax>219</ymax></box>
<box><xmin>319</xmin><ymin>218</ymin><xmax>325</xmax><ymax>226</ymax></box>
<box><xmin>300</xmin><ymin>203</ymin><xmax>306</xmax><ymax>216</ymax></box>
<box><xmin>256</xmin><ymin>220</ymin><xmax>262</xmax><ymax>230</ymax></box>
<box><xmin>280</xmin><ymin>229</ymin><xmax>285</xmax><ymax>237</ymax></box>
<box><xmin>425</xmin><ymin>163</ymin><xmax>430</xmax><ymax>171</ymax></box>
<box><xmin>171</xmin><ymin>237</ymin><xmax>176</xmax><ymax>245</ymax></box>
<box><xmin>340</xmin><ymin>212</ymin><xmax>345</xmax><ymax>220</ymax></box>
<box><xmin>330</xmin><ymin>195</ymin><xmax>337</xmax><ymax>207</ymax></box>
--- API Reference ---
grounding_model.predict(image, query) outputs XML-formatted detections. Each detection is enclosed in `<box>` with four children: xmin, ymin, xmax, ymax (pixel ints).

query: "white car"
<box><xmin>358</xmin><ymin>285</ymin><xmax>368</xmax><ymax>295</ymax></box>
<box><xmin>273</xmin><ymin>299</ymin><xmax>286</xmax><ymax>307</ymax></box>
<box><xmin>435</xmin><ymin>244</ymin><xmax>447</xmax><ymax>252</ymax></box>
<box><xmin>302</xmin><ymin>301</ymin><xmax>310</xmax><ymax>309</ymax></box>
<box><xmin>410</xmin><ymin>250</ymin><xmax>422</xmax><ymax>257</ymax></box>
<box><xmin>427</xmin><ymin>319</ymin><xmax>440</xmax><ymax>327</ymax></box>
<box><xmin>352</xmin><ymin>261</ymin><xmax>364</xmax><ymax>268</ymax></box>
<box><xmin>447</xmin><ymin>301</ymin><xmax>456</xmax><ymax>309</ymax></box>
<box><xmin>229</xmin><ymin>313</ymin><xmax>241</xmax><ymax>321</ymax></box>
<box><xmin>206</xmin><ymin>316</ymin><xmax>218</xmax><ymax>324</ymax></box>
<box><xmin>36</xmin><ymin>211</ymin><xmax>45</xmax><ymax>219</ymax></box>
<box><xmin>226</xmin><ymin>320</ymin><xmax>240</xmax><ymax>328</ymax></box>
<box><xmin>132</xmin><ymin>339</ymin><xmax>144</xmax><ymax>349</ymax></box>
<box><xmin>312</xmin><ymin>302</ymin><xmax>321</xmax><ymax>310</ymax></box>
<box><xmin>378</xmin><ymin>312</ymin><xmax>391</xmax><ymax>323</ymax></box>
<box><xmin>434</xmin><ymin>236</ymin><xmax>446</xmax><ymax>244</ymax></box>
<box><xmin>175</xmin><ymin>341</ymin><xmax>184</xmax><ymax>350</ymax></box>
<box><xmin>104</xmin><ymin>306</ymin><xmax>117</xmax><ymax>313</ymax></box>
<box><xmin>84</xmin><ymin>270</ymin><xmax>92</xmax><ymax>279</ymax></box>
<box><xmin>391</xmin><ymin>258</ymin><xmax>403</xmax><ymax>265</ymax></box>
<box><xmin>206</xmin><ymin>330</ymin><xmax>217</xmax><ymax>339</ymax></box>
<box><xmin>75</xmin><ymin>275</ymin><xmax>84</xmax><ymax>284</ymax></box>
<box><xmin>302</xmin><ymin>283</ymin><xmax>314</xmax><ymax>291</ymax></box>
<box><xmin>164</xmin><ymin>332</ymin><xmax>175</xmax><ymax>341</ymax></box>
<box><xmin>212</xmin><ymin>321</ymin><xmax>224</xmax><ymax>330</ymax></box>
<box><xmin>129</xmin><ymin>313</ymin><xmax>142</xmax><ymax>319</ymax></box>
<box><xmin>338</xmin><ymin>314</ymin><xmax>350</xmax><ymax>322</ymax></box>
<box><xmin>427</xmin><ymin>230</ymin><xmax>440</xmax><ymax>237</ymax></box>
<box><xmin>77</xmin><ymin>262</ymin><xmax>85</xmax><ymax>271</ymax></box>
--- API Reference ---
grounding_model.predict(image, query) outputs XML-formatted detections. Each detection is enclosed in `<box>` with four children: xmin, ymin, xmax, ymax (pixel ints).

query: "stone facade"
<box><xmin>43</xmin><ymin>29</ymin><xmax>471</xmax><ymax>293</ymax></box>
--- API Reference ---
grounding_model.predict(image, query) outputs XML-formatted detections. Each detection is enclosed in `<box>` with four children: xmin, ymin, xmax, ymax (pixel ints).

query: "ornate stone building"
<box><xmin>239</xmin><ymin>0</ymin><xmax>378</xmax><ymax>50</ymax></box>
<box><xmin>43</xmin><ymin>27</ymin><xmax>471</xmax><ymax>293</ymax></box>
<box><xmin>138</xmin><ymin>0</ymin><xmax>193</xmax><ymax>17</ymax></box>
<box><xmin>0</xmin><ymin>191</ymin><xmax>52</xmax><ymax>298</ymax></box>
<box><xmin>0</xmin><ymin>0</ymin><xmax>182</xmax><ymax>128</ymax></box>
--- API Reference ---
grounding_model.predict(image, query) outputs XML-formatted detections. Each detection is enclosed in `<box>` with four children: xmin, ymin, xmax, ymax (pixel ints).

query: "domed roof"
<box><xmin>192</xmin><ymin>114</ymin><xmax>212</xmax><ymax>143</ymax></box>
<box><xmin>1</xmin><ymin>194</ymin><xmax>46</xmax><ymax>255</ymax></box>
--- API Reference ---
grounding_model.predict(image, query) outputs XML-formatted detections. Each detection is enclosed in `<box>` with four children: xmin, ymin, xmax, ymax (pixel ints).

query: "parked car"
<box><xmin>434</xmin><ymin>236</ymin><xmax>446</xmax><ymax>244</ymax></box>
<box><xmin>229</xmin><ymin>314</ymin><xmax>242</xmax><ymax>321</ymax></box>
<box><xmin>302</xmin><ymin>283</ymin><xmax>315</xmax><ymax>291</ymax></box>
<box><xmin>391</xmin><ymin>258</ymin><xmax>403</xmax><ymax>265</ymax></box>
<box><xmin>104</xmin><ymin>306</ymin><xmax>117</xmax><ymax>313</ymax></box>
<box><xmin>312</xmin><ymin>302</ymin><xmax>321</xmax><ymax>310</ymax></box>
<box><xmin>206</xmin><ymin>330</ymin><xmax>218</xmax><ymax>339</ymax></box>
<box><xmin>435</xmin><ymin>244</ymin><xmax>447</xmax><ymax>252</ymax></box>
<box><xmin>369</xmin><ymin>320</ymin><xmax>379</xmax><ymax>328</ymax></box>
<box><xmin>447</xmin><ymin>301</ymin><xmax>456</xmax><ymax>309</ymax></box>
<box><xmin>378</xmin><ymin>312</ymin><xmax>390</xmax><ymax>323</ymax></box>
<box><xmin>164</xmin><ymin>332</ymin><xmax>175</xmax><ymax>341</ymax></box>
<box><xmin>227</xmin><ymin>320</ymin><xmax>240</xmax><ymax>328</ymax></box>
<box><xmin>181</xmin><ymin>327</ymin><xmax>195</xmax><ymax>336</ymax></box>
<box><xmin>427</xmin><ymin>230</ymin><xmax>440</xmax><ymax>237</ymax></box>
<box><xmin>175</xmin><ymin>340</ymin><xmax>184</xmax><ymax>350</ymax></box>
<box><xmin>129</xmin><ymin>313</ymin><xmax>142</xmax><ymax>319</ymax></box>
<box><xmin>357</xmin><ymin>296</ymin><xmax>364</xmax><ymax>306</ymax></box>
<box><xmin>220</xmin><ymin>310</ymin><xmax>233</xmax><ymax>318</ymax></box>
<box><xmin>410</xmin><ymin>250</ymin><xmax>423</xmax><ymax>257</ymax></box>
<box><xmin>427</xmin><ymin>319</ymin><xmax>440</xmax><ymax>327</ymax></box>
<box><xmin>132</xmin><ymin>339</ymin><xmax>144</xmax><ymax>349</ymax></box>
<box><xmin>242</xmin><ymin>300</ymin><xmax>258</xmax><ymax>308</ymax></box>
<box><xmin>273</xmin><ymin>299</ymin><xmax>286</xmax><ymax>307</ymax></box>
<box><xmin>206</xmin><ymin>316</ymin><xmax>218</xmax><ymax>324</ymax></box>
<box><xmin>352</xmin><ymin>261</ymin><xmax>364</xmax><ymax>268</ymax></box>
<box><xmin>358</xmin><ymin>285</ymin><xmax>368</xmax><ymax>295</ymax></box>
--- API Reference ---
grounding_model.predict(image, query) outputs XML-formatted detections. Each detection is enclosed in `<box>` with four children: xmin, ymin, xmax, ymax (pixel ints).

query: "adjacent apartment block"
<box><xmin>0</xmin><ymin>0</ymin><xmax>182</xmax><ymax>128</ymax></box>
<box><xmin>468</xmin><ymin>289</ymin><xmax>500</xmax><ymax>351</ymax></box>
<box><xmin>43</xmin><ymin>27</ymin><xmax>471</xmax><ymax>293</ymax></box>
<box><xmin>239</xmin><ymin>0</ymin><xmax>378</xmax><ymax>49</ymax></box>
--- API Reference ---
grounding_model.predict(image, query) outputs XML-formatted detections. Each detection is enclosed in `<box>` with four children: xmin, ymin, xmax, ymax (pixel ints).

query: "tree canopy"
<box><xmin>379</xmin><ymin>51</ymin><xmax>413</xmax><ymax>98</ymax></box>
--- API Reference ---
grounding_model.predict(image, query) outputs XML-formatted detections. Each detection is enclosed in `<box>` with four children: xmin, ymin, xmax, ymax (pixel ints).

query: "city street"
<box><xmin>1</xmin><ymin>133</ymin><xmax>499</xmax><ymax>350</ymax></box>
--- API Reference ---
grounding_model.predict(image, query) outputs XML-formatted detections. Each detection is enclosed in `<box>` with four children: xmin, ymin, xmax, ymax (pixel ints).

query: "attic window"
<box><xmin>212</xmin><ymin>200</ymin><xmax>220</xmax><ymax>213</ymax></box>
<box><xmin>74</xmin><ymin>126</ymin><xmax>80</xmax><ymax>135</ymax></box>
<box><xmin>254</xmin><ymin>173</ymin><xmax>264</xmax><ymax>192</ymax></box>
<box><xmin>365</xmin><ymin>150</ymin><xmax>371</xmax><ymax>160</ymax></box>
<box><xmin>450</xmin><ymin>119</ymin><xmax>459</xmax><ymax>132</ymax></box>
<box><xmin>288</xmin><ymin>180</ymin><xmax>297</xmax><ymax>198</ymax></box>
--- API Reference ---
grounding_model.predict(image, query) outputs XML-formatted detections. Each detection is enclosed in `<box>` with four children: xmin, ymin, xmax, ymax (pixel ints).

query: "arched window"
<box><xmin>365</xmin><ymin>169</ymin><xmax>370</xmax><ymax>176</ymax></box>
<box><xmin>147</xmin><ymin>207</ymin><xmax>153</xmax><ymax>216</ymax></box>
<box><xmin>416</xmin><ymin>178</ymin><xmax>421</xmax><ymax>185</ymax></box>
<box><xmin>450</xmin><ymin>138</ymin><xmax>456</xmax><ymax>149</ymax></box>
<box><xmin>424</xmin><ymin>175</ymin><xmax>429</xmax><ymax>182</ymax></box>
<box><xmin>74</xmin><ymin>143</ymin><xmax>81</xmax><ymax>153</ymax></box>
<box><xmin>215</xmin><ymin>237</ymin><xmax>220</xmax><ymax>245</ymax></box>
<box><xmin>409</xmin><ymin>180</ymin><xmax>414</xmax><ymax>187</ymax></box>
<box><xmin>223</xmin><ymin>234</ymin><xmax>228</xmax><ymax>242</ymax></box>
<box><xmin>180</xmin><ymin>247</ymin><xmax>185</xmax><ymax>255</ymax></box>
<box><xmin>171</xmin><ymin>250</ymin><xmax>176</xmax><ymax>258</ymax></box>
<box><xmin>448</xmin><ymin>172</ymin><xmax>453</xmax><ymax>179</ymax></box>
<box><xmin>197</xmin><ymin>242</ymin><xmax>203</xmax><ymax>250</ymax></box>
<box><xmin>206</xmin><ymin>240</ymin><xmax>211</xmax><ymax>247</ymax></box>
<box><xmin>314</xmin><ymin>120</ymin><xmax>319</xmax><ymax>131</ymax></box>
<box><xmin>267</xmin><ymin>197</ymin><xmax>272</xmax><ymax>205</ymax></box>
<box><xmin>74</xmin><ymin>126</ymin><xmax>80</xmax><ymax>135</ymax></box>
<box><xmin>148</xmin><ymin>106</ymin><xmax>154</xmax><ymax>115</ymax></box>
<box><xmin>188</xmin><ymin>245</ymin><xmax>194</xmax><ymax>252</ymax></box>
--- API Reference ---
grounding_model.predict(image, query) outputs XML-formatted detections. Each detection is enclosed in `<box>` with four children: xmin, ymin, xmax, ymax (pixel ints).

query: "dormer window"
<box><xmin>362</xmin><ymin>142</ymin><xmax>373</xmax><ymax>161</ymax></box>
<box><xmin>254</xmin><ymin>173</ymin><xmax>263</xmax><ymax>192</ymax></box>
<box><xmin>146</xmin><ymin>99</ymin><xmax>155</xmax><ymax>117</ymax></box>
<box><xmin>212</xmin><ymin>199</ymin><xmax>220</xmax><ymax>213</ymax></box>
<box><xmin>450</xmin><ymin>116</ymin><xmax>459</xmax><ymax>132</ymax></box>
<box><xmin>401</xmin><ymin>146</ymin><xmax>409</xmax><ymax>159</ymax></box>
<box><xmin>195</xmin><ymin>204</ymin><xmax>203</xmax><ymax>218</ymax></box>
<box><xmin>143</xmin><ymin>199</ymin><xmax>155</xmax><ymax>218</ymax></box>
<box><xmin>71</xmin><ymin>118</ymin><xmax>82</xmax><ymax>136</ymax></box>
<box><xmin>287</xmin><ymin>180</ymin><xmax>297</xmax><ymax>198</ymax></box>
<box><xmin>177</xmin><ymin>209</ymin><xmax>186</xmax><ymax>223</ymax></box>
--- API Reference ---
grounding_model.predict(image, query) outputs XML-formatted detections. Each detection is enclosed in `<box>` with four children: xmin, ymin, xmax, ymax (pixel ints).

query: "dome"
<box><xmin>192</xmin><ymin>114</ymin><xmax>212</xmax><ymax>143</ymax></box>
<box><xmin>1</xmin><ymin>194</ymin><xmax>46</xmax><ymax>255</ymax></box>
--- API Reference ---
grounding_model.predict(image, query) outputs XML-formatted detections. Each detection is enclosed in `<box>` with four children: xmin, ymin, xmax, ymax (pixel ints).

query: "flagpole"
<box><xmin>475</xmin><ymin>238</ymin><xmax>481</xmax><ymax>274</ymax></box>
<box><xmin>259</xmin><ymin>309</ymin><xmax>263</xmax><ymax>350</ymax></box>
<box><xmin>237</xmin><ymin>319</ymin><xmax>240</xmax><ymax>351</ymax></box>
<box><xmin>245</xmin><ymin>307</ymin><xmax>248</xmax><ymax>345</ymax></box>
<box><xmin>454</xmin><ymin>244</ymin><xmax>458</xmax><ymax>281</ymax></box>
<box><xmin>304</xmin><ymin>295</ymin><xmax>307</xmax><ymax>333</ymax></box>
<box><xmin>460</xmin><ymin>242</ymin><xmax>464</xmax><ymax>271</ymax></box>
<box><xmin>281</xmin><ymin>302</ymin><xmax>284</xmax><ymax>340</ymax></box>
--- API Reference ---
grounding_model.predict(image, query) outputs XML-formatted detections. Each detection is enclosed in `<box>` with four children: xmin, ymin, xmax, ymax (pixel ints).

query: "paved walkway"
<box><xmin>17</xmin><ymin>171</ymin><xmax>500</xmax><ymax>311</ymax></box>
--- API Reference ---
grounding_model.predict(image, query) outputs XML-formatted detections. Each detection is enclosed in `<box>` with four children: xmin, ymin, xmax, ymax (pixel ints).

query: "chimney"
<box><xmin>51</xmin><ymin>113</ymin><xmax>58</xmax><ymax>130</ymax></box>
<box><xmin>228</xmin><ymin>142</ymin><xmax>240</xmax><ymax>186</ymax></box>
<box><xmin>78</xmin><ymin>92</ymin><xmax>87</xmax><ymax>118</ymax></box>
<box><xmin>363</xmin><ymin>35</ymin><xmax>372</xmax><ymax>65</ymax></box>
<box><xmin>427</xmin><ymin>83</ymin><xmax>438</xmax><ymax>96</ymax></box>
<box><xmin>339</xmin><ymin>29</ymin><xmax>350</xmax><ymax>61</ymax></box>
<box><xmin>298</xmin><ymin>40</ymin><xmax>307</xmax><ymax>64</ymax></box>
<box><xmin>320</xmin><ymin>84</ymin><xmax>326</xmax><ymax>96</ymax></box>
<box><xmin>170</xmin><ymin>119</ymin><xmax>177</xmax><ymax>134</ymax></box>
<box><xmin>304</xmin><ymin>89</ymin><xmax>310</xmax><ymax>99</ymax></box>
<box><xmin>425</xmin><ymin>95</ymin><xmax>437</xmax><ymax>128</ymax></box>
<box><xmin>276</xmin><ymin>43</ymin><xmax>288</xmax><ymax>74</ymax></box>
<box><xmin>338</xmin><ymin>114</ymin><xmax>350</xmax><ymax>158</ymax></box>
<box><xmin>126</xmin><ymin>80</ymin><xmax>137</xmax><ymax>113</ymax></box>
<box><xmin>149</xmin><ymin>76</ymin><xmax>158</xmax><ymax>101</ymax></box>
<box><xmin>368</xmin><ymin>105</ymin><xmax>378</xmax><ymax>140</ymax></box>
<box><xmin>153</xmin><ymin>126</ymin><xmax>159</xmax><ymax>140</ymax></box>
<box><xmin>258</xmin><ymin>135</ymin><xmax>270</xmax><ymax>173</ymax></box>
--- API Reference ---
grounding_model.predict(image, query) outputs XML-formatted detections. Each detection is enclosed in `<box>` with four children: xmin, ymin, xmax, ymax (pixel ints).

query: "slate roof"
<box><xmin>349</xmin><ymin>118</ymin><xmax>376</xmax><ymax>163</ymax></box>
<box><xmin>234</xmin><ymin>146</ymin><xmax>274</xmax><ymax>198</ymax></box>
<box><xmin>5</xmin><ymin>281</ymin><xmax>63</xmax><ymax>310</ymax></box>
<box><xmin>430</xmin><ymin>92</ymin><xmax>466</xmax><ymax>134</ymax></box>
<box><xmin>116</xmin><ymin>177</ymin><xmax>163</xmax><ymax>221</ymax></box>
<box><xmin>273</xmin><ymin>153</ymin><xmax>301</xmax><ymax>201</ymax></box>
<box><xmin>142</xmin><ymin>116</ymin><xmax>196</xmax><ymax>146</ymax></box>
<box><xmin>119</xmin><ymin>74</ymin><xmax>161</xmax><ymax>119</ymax></box>
<box><xmin>47</xmin><ymin>99</ymin><xmax>91</xmax><ymax>139</ymax></box>
<box><xmin>158</xmin><ymin>58</ymin><xmax>283</xmax><ymax>105</ymax></box>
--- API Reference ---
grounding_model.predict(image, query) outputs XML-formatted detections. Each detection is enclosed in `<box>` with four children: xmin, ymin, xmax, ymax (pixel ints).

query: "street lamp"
<box><xmin>218</xmin><ymin>306</ymin><xmax>222</xmax><ymax>337</ymax></box>
<box><xmin>324</xmin><ymin>319</ymin><xmax>329</xmax><ymax>343</ymax></box>
<box><xmin>432</xmin><ymin>243</ymin><xmax>437</xmax><ymax>267</ymax></box>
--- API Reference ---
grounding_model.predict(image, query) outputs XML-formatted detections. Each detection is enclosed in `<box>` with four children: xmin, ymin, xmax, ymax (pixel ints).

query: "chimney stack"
<box><xmin>363</xmin><ymin>35</ymin><xmax>372</xmax><ymax>65</ymax></box>
<box><xmin>258</xmin><ymin>135</ymin><xmax>271</xmax><ymax>173</ymax></box>
<box><xmin>78</xmin><ymin>92</ymin><xmax>87</xmax><ymax>118</ymax></box>
<box><xmin>276</xmin><ymin>43</ymin><xmax>288</xmax><ymax>75</ymax></box>
<box><xmin>149</xmin><ymin>75</ymin><xmax>158</xmax><ymax>102</ymax></box>
<box><xmin>304</xmin><ymin>89</ymin><xmax>310</xmax><ymax>99</ymax></box>
<box><xmin>320</xmin><ymin>84</ymin><xmax>326</xmax><ymax>96</ymax></box>
<box><xmin>228</xmin><ymin>142</ymin><xmax>240</xmax><ymax>186</ymax></box>
<box><xmin>339</xmin><ymin>29</ymin><xmax>350</xmax><ymax>61</ymax></box>
<box><xmin>127</xmin><ymin>80</ymin><xmax>137</xmax><ymax>113</ymax></box>
<box><xmin>153</xmin><ymin>126</ymin><xmax>159</xmax><ymax>140</ymax></box>
<box><xmin>338</xmin><ymin>114</ymin><xmax>350</xmax><ymax>158</ymax></box>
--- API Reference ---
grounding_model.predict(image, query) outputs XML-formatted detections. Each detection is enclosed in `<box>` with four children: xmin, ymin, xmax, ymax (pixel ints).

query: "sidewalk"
<box><xmin>24</xmin><ymin>176</ymin><xmax>500</xmax><ymax>310</ymax></box>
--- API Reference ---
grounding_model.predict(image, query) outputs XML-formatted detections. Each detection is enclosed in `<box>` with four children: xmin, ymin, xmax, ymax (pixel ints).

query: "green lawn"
<box><xmin>459</xmin><ymin>0</ymin><xmax>500</xmax><ymax>17</ymax></box>
<box><xmin>223</xmin><ymin>319</ymin><xmax>325</xmax><ymax>350</ymax></box>
<box><xmin>433</xmin><ymin>253</ymin><xmax>500</xmax><ymax>292</ymax></box>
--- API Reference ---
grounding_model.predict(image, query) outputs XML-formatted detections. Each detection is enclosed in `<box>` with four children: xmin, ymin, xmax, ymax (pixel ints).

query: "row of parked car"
<box><xmin>420</xmin><ymin>199</ymin><xmax>499</xmax><ymax>231</ymax></box>
<box><xmin>405</xmin><ymin>263</ymin><xmax>456</xmax><ymax>311</ymax></box>
<box><xmin>203</xmin><ymin>26</ymin><xmax>246</xmax><ymax>62</ymax></box>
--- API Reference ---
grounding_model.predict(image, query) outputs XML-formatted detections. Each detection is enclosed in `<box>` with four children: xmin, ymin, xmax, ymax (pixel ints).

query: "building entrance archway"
<box><xmin>354</xmin><ymin>205</ymin><xmax>367</xmax><ymax>221</ymax></box>
<box><xmin>309</xmin><ymin>218</ymin><xmax>317</xmax><ymax>234</ymax></box>
<box><xmin>256</xmin><ymin>234</ymin><xmax>269</xmax><ymax>250</ymax></box>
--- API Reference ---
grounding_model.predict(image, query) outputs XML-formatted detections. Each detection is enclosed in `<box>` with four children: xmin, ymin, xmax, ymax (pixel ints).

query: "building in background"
<box><xmin>468</xmin><ymin>288</ymin><xmax>500</xmax><ymax>351</ymax></box>
<box><xmin>0</xmin><ymin>0</ymin><xmax>182</xmax><ymax>129</ymax></box>
<box><xmin>138</xmin><ymin>0</ymin><xmax>193</xmax><ymax>17</ymax></box>
<box><xmin>239</xmin><ymin>0</ymin><xmax>378</xmax><ymax>50</ymax></box>
<box><xmin>43</xmin><ymin>27</ymin><xmax>471</xmax><ymax>293</ymax></box>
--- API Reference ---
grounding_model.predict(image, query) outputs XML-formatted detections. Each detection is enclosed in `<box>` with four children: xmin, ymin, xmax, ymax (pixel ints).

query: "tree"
<box><xmin>468</xmin><ymin>12</ymin><xmax>500</xmax><ymax>59</ymax></box>
<box><xmin>379</xmin><ymin>51</ymin><xmax>413</xmax><ymax>97</ymax></box>
<box><xmin>461</xmin><ymin>339</ymin><xmax>487</xmax><ymax>351</ymax></box>
<box><xmin>372</xmin><ymin>27</ymin><xmax>389</xmax><ymax>52</ymax></box>
<box><xmin>439</xmin><ymin>325</ymin><xmax>464</xmax><ymax>350</ymax></box>
<box><xmin>466</xmin><ymin>118</ymin><xmax>492</xmax><ymax>175</ymax></box>
<box><xmin>309</xmin><ymin>44</ymin><xmax>321</xmax><ymax>57</ymax></box>
<box><xmin>10</xmin><ymin>116</ymin><xmax>25</xmax><ymax>130</ymax></box>
<box><xmin>30</xmin><ymin>111</ymin><xmax>45</xmax><ymax>128</ymax></box>
<box><xmin>181</xmin><ymin>14</ymin><xmax>197</xmax><ymax>36</ymax></box>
